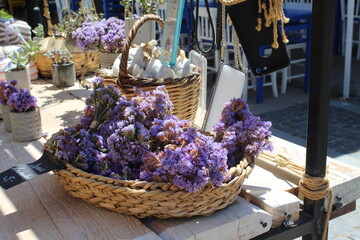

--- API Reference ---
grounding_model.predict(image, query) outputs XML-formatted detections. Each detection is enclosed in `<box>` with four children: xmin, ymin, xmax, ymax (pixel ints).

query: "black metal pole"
<box><xmin>304</xmin><ymin>0</ymin><xmax>336</xmax><ymax>239</ymax></box>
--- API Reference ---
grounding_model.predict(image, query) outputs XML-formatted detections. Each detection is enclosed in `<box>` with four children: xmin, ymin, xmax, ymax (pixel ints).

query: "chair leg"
<box><xmin>281</xmin><ymin>67</ymin><xmax>288</xmax><ymax>94</ymax></box>
<box><xmin>270</xmin><ymin>72</ymin><xmax>278</xmax><ymax>98</ymax></box>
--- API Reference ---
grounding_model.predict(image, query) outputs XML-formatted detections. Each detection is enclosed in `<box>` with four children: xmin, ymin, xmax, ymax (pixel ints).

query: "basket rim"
<box><xmin>56</xmin><ymin>158</ymin><xmax>254</xmax><ymax>194</ymax></box>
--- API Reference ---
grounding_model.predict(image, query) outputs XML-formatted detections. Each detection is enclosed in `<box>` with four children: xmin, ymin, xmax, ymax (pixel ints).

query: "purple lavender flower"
<box><xmin>7</xmin><ymin>88</ymin><xmax>37</xmax><ymax>112</ymax></box>
<box><xmin>214</xmin><ymin>98</ymin><xmax>273</xmax><ymax>167</ymax></box>
<box><xmin>141</xmin><ymin>116</ymin><xmax>230</xmax><ymax>193</ymax></box>
<box><xmin>0</xmin><ymin>80</ymin><xmax>18</xmax><ymax>105</ymax></box>
<box><xmin>72</xmin><ymin>17</ymin><xmax>126</xmax><ymax>53</ymax></box>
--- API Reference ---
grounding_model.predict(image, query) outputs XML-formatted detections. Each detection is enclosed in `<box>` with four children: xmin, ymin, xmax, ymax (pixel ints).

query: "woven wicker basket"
<box><xmin>54</xmin><ymin>157</ymin><xmax>254</xmax><ymax>218</ymax></box>
<box><xmin>35</xmin><ymin>51</ymin><xmax>100</xmax><ymax>78</ymax></box>
<box><xmin>101</xmin><ymin>14</ymin><xmax>201</xmax><ymax>122</ymax></box>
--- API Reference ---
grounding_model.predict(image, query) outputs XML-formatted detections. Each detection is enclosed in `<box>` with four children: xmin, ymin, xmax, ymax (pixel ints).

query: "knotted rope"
<box><xmin>260</xmin><ymin>150</ymin><xmax>333</xmax><ymax>240</ymax></box>
<box><xmin>299</xmin><ymin>174</ymin><xmax>333</xmax><ymax>240</ymax></box>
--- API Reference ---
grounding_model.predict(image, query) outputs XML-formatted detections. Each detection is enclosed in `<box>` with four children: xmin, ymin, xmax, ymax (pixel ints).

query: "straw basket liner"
<box><xmin>102</xmin><ymin>14</ymin><xmax>201</xmax><ymax>122</ymax></box>
<box><xmin>54</xmin><ymin>157</ymin><xmax>254</xmax><ymax>218</ymax></box>
<box><xmin>35</xmin><ymin>51</ymin><xmax>100</xmax><ymax>78</ymax></box>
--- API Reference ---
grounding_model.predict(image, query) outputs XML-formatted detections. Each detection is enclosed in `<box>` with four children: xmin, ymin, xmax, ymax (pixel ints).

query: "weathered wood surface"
<box><xmin>240</xmin><ymin>166</ymin><xmax>300</xmax><ymax>228</ymax></box>
<box><xmin>142</xmin><ymin>197</ymin><xmax>272</xmax><ymax>240</ymax></box>
<box><xmin>257</xmin><ymin>136</ymin><xmax>360</xmax><ymax>208</ymax></box>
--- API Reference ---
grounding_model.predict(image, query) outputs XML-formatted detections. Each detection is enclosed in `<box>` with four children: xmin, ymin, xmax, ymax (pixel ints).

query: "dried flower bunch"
<box><xmin>44</xmin><ymin>49</ymin><xmax>73</xmax><ymax>65</ymax></box>
<box><xmin>0</xmin><ymin>80</ymin><xmax>38</xmax><ymax>112</ymax></box>
<box><xmin>0</xmin><ymin>80</ymin><xmax>18</xmax><ymax>106</ymax></box>
<box><xmin>52</xmin><ymin>77</ymin><xmax>273</xmax><ymax>193</ymax></box>
<box><xmin>72</xmin><ymin>17</ymin><xmax>126</xmax><ymax>53</ymax></box>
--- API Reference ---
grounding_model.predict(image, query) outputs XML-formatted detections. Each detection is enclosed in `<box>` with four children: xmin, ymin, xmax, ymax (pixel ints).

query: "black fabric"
<box><xmin>228</xmin><ymin>0</ymin><xmax>290</xmax><ymax>76</ymax></box>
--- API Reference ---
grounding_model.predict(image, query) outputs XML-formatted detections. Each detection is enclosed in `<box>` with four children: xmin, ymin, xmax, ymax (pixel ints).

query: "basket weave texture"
<box><xmin>101</xmin><ymin>14</ymin><xmax>201</xmax><ymax>122</ymax></box>
<box><xmin>35</xmin><ymin>51</ymin><xmax>100</xmax><ymax>78</ymax></box>
<box><xmin>54</xmin><ymin>157</ymin><xmax>254</xmax><ymax>218</ymax></box>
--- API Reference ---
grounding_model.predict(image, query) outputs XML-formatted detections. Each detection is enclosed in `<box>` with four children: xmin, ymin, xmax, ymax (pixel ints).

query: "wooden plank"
<box><xmin>257</xmin><ymin>136</ymin><xmax>360</xmax><ymax>208</ymax></box>
<box><xmin>142</xmin><ymin>197</ymin><xmax>272</xmax><ymax>240</ymax></box>
<box><xmin>0</xmin><ymin>129</ymin><xmax>63</xmax><ymax>240</ymax></box>
<box><xmin>240</xmin><ymin>166</ymin><xmax>300</xmax><ymax>228</ymax></box>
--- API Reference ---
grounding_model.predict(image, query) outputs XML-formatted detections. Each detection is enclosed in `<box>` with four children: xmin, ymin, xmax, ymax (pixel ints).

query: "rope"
<box><xmin>260</xmin><ymin>150</ymin><xmax>332</xmax><ymax>240</ymax></box>
<box><xmin>299</xmin><ymin>174</ymin><xmax>333</xmax><ymax>240</ymax></box>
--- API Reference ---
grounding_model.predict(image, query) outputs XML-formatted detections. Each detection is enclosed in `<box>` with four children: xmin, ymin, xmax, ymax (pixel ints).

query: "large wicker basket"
<box><xmin>54</xmin><ymin>157</ymin><xmax>254</xmax><ymax>218</ymax></box>
<box><xmin>35</xmin><ymin>50</ymin><xmax>100</xmax><ymax>78</ymax></box>
<box><xmin>102</xmin><ymin>14</ymin><xmax>201</xmax><ymax>122</ymax></box>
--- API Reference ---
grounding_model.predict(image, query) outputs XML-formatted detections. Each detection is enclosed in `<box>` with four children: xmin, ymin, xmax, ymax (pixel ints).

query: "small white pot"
<box><xmin>5</xmin><ymin>67</ymin><xmax>31</xmax><ymax>90</ymax></box>
<box><xmin>9</xmin><ymin>107</ymin><xmax>42</xmax><ymax>142</ymax></box>
<box><xmin>0</xmin><ymin>104</ymin><xmax>11</xmax><ymax>132</ymax></box>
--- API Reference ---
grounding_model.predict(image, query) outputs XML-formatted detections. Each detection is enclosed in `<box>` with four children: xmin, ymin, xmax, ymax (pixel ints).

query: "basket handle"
<box><xmin>118</xmin><ymin>14</ymin><xmax>165</xmax><ymax>80</ymax></box>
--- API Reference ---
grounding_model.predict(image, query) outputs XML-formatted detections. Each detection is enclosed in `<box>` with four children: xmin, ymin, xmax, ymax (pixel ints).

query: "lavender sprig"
<box><xmin>7</xmin><ymin>88</ymin><xmax>37</xmax><ymax>112</ymax></box>
<box><xmin>214</xmin><ymin>98</ymin><xmax>273</xmax><ymax>167</ymax></box>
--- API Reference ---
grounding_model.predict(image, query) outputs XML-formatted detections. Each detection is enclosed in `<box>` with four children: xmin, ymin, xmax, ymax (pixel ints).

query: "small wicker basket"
<box><xmin>35</xmin><ymin>50</ymin><xmax>100</xmax><ymax>78</ymax></box>
<box><xmin>54</xmin><ymin>157</ymin><xmax>254</xmax><ymax>218</ymax></box>
<box><xmin>101</xmin><ymin>14</ymin><xmax>201</xmax><ymax>122</ymax></box>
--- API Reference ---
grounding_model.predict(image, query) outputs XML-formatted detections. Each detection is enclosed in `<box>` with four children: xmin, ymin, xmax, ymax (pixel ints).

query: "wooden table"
<box><xmin>0</xmin><ymin>80</ymin><xmax>359</xmax><ymax>239</ymax></box>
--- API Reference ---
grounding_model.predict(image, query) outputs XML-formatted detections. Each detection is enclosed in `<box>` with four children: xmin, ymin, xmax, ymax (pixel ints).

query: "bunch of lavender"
<box><xmin>72</xmin><ymin>17</ymin><xmax>126</xmax><ymax>53</ymax></box>
<box><xmin>55</xmin><ymin>126</ymin><xmax>108</xmax><ymax>174</ymax></box>
<box><xmin>102</xmin><ymin>86</ymin><xmax>172</xmax><ymax>179</ymax></box>
<box><xmin>106</xmin><ymin>121</ymin><xmax>150</xmax><ymax>179</ymax></box>
<box><xmin>129</xmin><ymin>86</ymin><xmax>173</xmax><ymax>128</ymax></box>
<box><xmin>0</xmin><ymin>80</ymin><xmax>18</xmax><ymax>106</ymax></box>
<box><xmin>81</xmin><ymin>77</ymin><xmax>122</xmax><ymax>132</ymax></box>
<box><xmin>140</xmin><ymin>115</ymin><xmax>230</xmax><ymax>193</ymax></box>
<box><xmin>7</xmin><ymin>88</ymin><xmax>38</xmax><ymax>112</ymax></box>
<box><xmin>213</xmin><ymin>98</ymin><xmax>273</xmax><ymax>167</ymax></box>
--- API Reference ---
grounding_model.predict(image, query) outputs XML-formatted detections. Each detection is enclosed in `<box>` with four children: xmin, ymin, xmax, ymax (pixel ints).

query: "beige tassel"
<box><xmin>255</xmin><ymin>0</ymin><xmax>289</xmax><ymax>49</ymax></box>
<box><xmin>256</xmin><ymin>0</ymin><xmax>263</xmax><ymax>31</ymax></box>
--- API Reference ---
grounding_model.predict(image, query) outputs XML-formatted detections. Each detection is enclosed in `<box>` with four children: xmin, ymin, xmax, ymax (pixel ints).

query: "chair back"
<box><xmin>54</xmin><ymin>0</ymin><xmax>69</xmax><ymax>23</ymax></box>
<box><xmin>285</xmin><ymin>0</ymin><xmax>312</xmax><ymax>11</ymax></box>
<box><xmin>193</xmin><ymin>6</ymin><xmax>217</xmax><ymax>42</ymax></box>
<box><xmin>157</xmin><ymin>3</ymin><xmax>167</xmax><ymax>20</ymax></box>
<box><xmin>340</xmin><ymin>0</ymin><xmax>360</xmax><ymax>20</ymax></box>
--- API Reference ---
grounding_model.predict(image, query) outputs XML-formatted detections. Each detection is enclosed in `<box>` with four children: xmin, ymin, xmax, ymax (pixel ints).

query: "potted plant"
<box><xmin>72</xmin><ymin>17</ymin><xmax>126</xmax><ymax>68</ymax></box>
<box><xmin>121</xmin><ymin>0</ymin><xmax>164</xmax><ymax>45</ymax></box>
<box><xmin>7</xmin><ymin>88</ymin><xmax>42</xmax><ymax>142</ymax></box>
<box><xmin>44</xmin><ymin>49</ymin><xmax>76</xmax><ymax>87</ymax></box>
<box><xmin>6</xmin><ymin>50</ymin><xmax>31</xmax><ymax>90</ymax></box>
<box><xmin>5</xmin><ymin>40</ymin><xmax>41</xmax><ymax>89</ymax></box>
<box><xmin>32</xmin><ymin>23</ymin><xmax>44</xmax><ymax>43</ymax></box>
<box><xmin>0</xmin><ymin>80</ymin><xmax>18</xmax><ymax>132</ymax></box>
